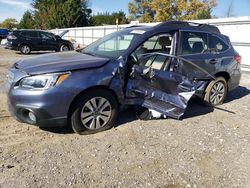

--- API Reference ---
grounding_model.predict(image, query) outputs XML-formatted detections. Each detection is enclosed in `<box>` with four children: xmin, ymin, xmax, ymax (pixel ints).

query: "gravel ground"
<box><xmin>0</xmin><ymin>47</ymin><xmax>250</xmax><ymax>188</ymax></box>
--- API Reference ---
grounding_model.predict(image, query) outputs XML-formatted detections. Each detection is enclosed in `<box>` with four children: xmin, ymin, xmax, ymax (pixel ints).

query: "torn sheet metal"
<box><xmin>111</xmin><ymin>54</ymin><xmax>213</xmax><ymax>120</ymax></box>
<box><xmin>126</xmin><ymin>65</ymin><xmax>206</xmax><ymax>119</ymax></box>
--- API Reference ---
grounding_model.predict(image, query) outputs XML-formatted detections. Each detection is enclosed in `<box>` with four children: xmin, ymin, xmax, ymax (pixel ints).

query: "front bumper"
<box><xmin>8</xmin><ymin>100</ymin><xmax>67</xmax><ymax>127</ymax></box>
<box><xmin>6</xmin><ymin>69</ymin><xmax>73</xmax><ymax>128</ymax></box>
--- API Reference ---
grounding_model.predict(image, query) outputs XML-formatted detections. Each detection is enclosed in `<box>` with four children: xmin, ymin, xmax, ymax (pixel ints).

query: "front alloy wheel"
<box><xmin>60</xmin><ymin>44</ymin><xmax>69</xmax><ymax>52</ymax></box>
<box><xmin>70</xmin><ymin>89</ymin><xmax>118</xmax><ymax>134</ymax></box>
<box><xmin>81</xmin><ymin>97</ymin><xmax>112</xmax><ymax>130</ymax></box>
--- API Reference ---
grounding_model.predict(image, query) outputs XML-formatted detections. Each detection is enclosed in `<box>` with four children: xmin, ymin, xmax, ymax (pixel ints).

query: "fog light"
<box><xmin>28</xmin><ymin>111</ymin><xmax>37</xmax><ymax>123</ymax></box>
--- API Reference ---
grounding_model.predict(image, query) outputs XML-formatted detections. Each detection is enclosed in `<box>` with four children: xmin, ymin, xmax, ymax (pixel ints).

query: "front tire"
<box><xmin>60</xmin><ymin>44</ymin><xmax>69</xmax><ymax>52</ymax></box>
<box><xmin>204</xmin><ymin>76</ymin><xmax>227</xmax><ymax>106</ymax></box>
<box><xmin>70</xmin><ymin>89</ymin><xmax>118</xmax><ymax>134</ymax></box>
<box><xmin>19</xmin><ymin>45</ymin><xmax>31</xmax><ymax>54</ymax></box>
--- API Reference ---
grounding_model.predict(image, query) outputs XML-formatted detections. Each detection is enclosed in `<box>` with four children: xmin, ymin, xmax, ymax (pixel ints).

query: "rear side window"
<box><xmin>180</xmin><ymin>31</ymin><xmax>208</xmax><ymax>55</ymax></box>
<box><xmin>21</xmin><ymin>31</ymin><xmax>39</xmax><ymax>38</ymax></box>
<box><xmin>208</xmin><ymin>35</ymin><xmax>229</xmax><ymax>53</ymax></box>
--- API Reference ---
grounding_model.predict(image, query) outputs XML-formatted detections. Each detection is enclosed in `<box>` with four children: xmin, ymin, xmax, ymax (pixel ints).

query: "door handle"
<box><xmin>209</xmin><ymin>59</ymin><xmax>218</xmax><ymax>64</ymax></box>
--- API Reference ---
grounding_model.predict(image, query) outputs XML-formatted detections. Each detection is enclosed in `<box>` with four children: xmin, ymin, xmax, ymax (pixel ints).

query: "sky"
<box><xmin>0</xmin><ymin>0</ymin><xmax>249</xmax><ymax>22</ymax></box>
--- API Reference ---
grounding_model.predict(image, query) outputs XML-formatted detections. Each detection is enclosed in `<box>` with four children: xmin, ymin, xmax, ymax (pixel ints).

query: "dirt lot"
<box><xmin>0</xmin><ymin>46</ymin><xmax>250</xmax><ymax>188</ymax></box>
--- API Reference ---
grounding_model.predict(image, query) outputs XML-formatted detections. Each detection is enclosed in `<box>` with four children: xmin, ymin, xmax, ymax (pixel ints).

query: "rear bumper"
<box><xmin>5</xmin><ymin>41</ymin><xmax>18</xmax><ymax>50</ymax></box>
<box><xmin>5</xmin><ymin>44</ymin><xmax>18</xmax><ymax>50</ymax></box>
<box><xmin>228</xmin><ymin>66</ymin><xmax>241</xmax><ymax>92</ymax></box>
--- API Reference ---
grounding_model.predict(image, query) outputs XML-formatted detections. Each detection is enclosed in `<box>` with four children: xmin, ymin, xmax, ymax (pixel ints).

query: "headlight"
<box><xmin>19</xmin><ymin>72</ymin><xmax>70</xmax><ymax>90</ymax></box>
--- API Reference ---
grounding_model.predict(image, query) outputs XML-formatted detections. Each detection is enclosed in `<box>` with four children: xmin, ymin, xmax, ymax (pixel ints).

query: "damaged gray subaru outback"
<box><xmin>6</xmin><ymin>21</ymin><xmax>241</xmax><ymax>134</ymax></box>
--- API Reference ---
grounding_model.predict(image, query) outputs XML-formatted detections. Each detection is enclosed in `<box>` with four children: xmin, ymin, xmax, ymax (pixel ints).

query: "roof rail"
<box><xmin>125</xmin><ymin>25</ymin><xmax>148</xmax><ymax>29</ymax></box>
<box><xmin>156</xmin><ymin>21</ymin><xmax>220</xmax><ymax>33</ymax></box>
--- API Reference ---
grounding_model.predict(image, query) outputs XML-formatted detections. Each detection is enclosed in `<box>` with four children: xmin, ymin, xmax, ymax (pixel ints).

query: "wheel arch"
<box><xmin>214</xmin><ymin>71</ymin><xmax>230</xmax><ymax>82</ymax></box>
<box><xmin>67</xmin><ymin>85</ymin><xmax>119</xmax><ymax>121</ymax></box>
<box><xmin>214</xmin><ymin>71</ymin><xmax>230</xmax><ymax>89</ymax></box>
<box><xmin>59</xmin><ymin>43</ymin><xmax>70</xmax><ymax>51</ymax></box>
<box><xmin>18</xmin><ymin>43</ymin><xmax>32</xmax><ymax>51</ymax></box>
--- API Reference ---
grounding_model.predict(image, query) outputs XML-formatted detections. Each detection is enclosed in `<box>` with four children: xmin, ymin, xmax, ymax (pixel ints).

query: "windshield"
<box><xmin>82</xmin><ymin>29</ymin><xmax>143</xmax><ymax>58</ymax></box>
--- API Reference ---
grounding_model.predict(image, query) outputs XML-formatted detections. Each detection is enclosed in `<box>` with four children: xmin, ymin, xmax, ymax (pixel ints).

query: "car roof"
<box><xmin>155</xmin><ymin>21</ymin><xmax>220</xmax><ymax>33</ymax></box>
<box><xmin>14</xmin><ymin>29</ymin><xmax>51</xmax><ymax>33</ymax></box>
<box><xmin>125</xmin><ymin>21</ymin><xmax>220</xmax><ymax>34</ymax></box>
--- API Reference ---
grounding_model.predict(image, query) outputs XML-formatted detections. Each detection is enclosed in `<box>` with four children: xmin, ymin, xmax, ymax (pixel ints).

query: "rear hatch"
<box><xmin>7</xmin><ymin>30</ymin><xmax>20</xmax><ymax>41</ymax></box>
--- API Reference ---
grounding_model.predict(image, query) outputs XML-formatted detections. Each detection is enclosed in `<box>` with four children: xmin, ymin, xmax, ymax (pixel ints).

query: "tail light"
<box><xmin>7</xmin><ymin>35</ymin><xmax>17</xmax><ymax>40</ymax></box>
<box><xmin>234</xmin><ymin>54</ymin><xmax>241</xmax><ymax>64</ymax></box>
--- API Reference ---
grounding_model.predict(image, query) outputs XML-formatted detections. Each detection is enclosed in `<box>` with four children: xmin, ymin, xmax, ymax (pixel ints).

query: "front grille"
<box><xmin>6</xmin><ymin>70</ymin><xmax>14</xmax><ymax>83</ymax></box>
<box><xmin>5</xmin><ymin>68</ymin><xmax>28</xmax><ymax>92</ymax></box>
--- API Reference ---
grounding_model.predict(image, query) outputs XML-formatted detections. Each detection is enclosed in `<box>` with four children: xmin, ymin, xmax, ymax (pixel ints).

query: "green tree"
<box><xmin>174</xmin><ymin>0</ymin><xmax>216</xmax><ymax>20</ymax></box>
<box><xmin>18</xmin><ymin>11</ymin><xmax>35</xmax><ymax>29</ymax></box>
<box><xmin>150</xmin><ymin>0</ymin><xmax>175</xmax><ymax>21</ymax></box>
<box><xmin>91</xmin><ymin>11</ymin><xmax>128</xmax><ymax>26</ymax></box>
<box><xmin>0</xmin><ymin>18</ymin><xmax>18</xmax><ymax>29</ymax></box>
<box><xmin>128</xmin><ymin>0</ymin><xmax>217</xmax><ymax>22</ymax></box>
<box><xmin>112</xmin><ymin>11</ymin><xmax>128</xmax><ymax>25</ymax></box>
<box><xmin>32</xmin><ymin>0</ymin><xmax>92</xmax><ymax>29</ymax></box>
<box><xmin>128</xmin><ymin>0</ymin><xmax>155</xmax><ymax>22</ymax></box>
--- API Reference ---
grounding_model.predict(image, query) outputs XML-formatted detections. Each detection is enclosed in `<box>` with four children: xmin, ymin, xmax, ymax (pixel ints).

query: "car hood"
<box><xmin>14</xmin><ymin>51</ymin><xmax>110</xmax><ymax>75</ymax></box>
<box><xmin>58</xmin><ymin>30</ymin><xmax>69</xmax><ymax>37</ymax></box>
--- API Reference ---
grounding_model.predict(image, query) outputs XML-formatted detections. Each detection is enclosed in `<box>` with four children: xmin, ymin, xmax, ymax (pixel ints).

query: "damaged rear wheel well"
<box><xmin>214</xmin><ymin>72</ymin><xmax>230</xmax><ymax>89</ymax></box>
<box><xmin>67</xmin><ymin>86</ymin><xmax>119</xmax><ymax>124</ymax></box>
<box><xmin>214</xmin><ymin>72</ymin><xmax>230</xmax><ymax>82</ymax></box>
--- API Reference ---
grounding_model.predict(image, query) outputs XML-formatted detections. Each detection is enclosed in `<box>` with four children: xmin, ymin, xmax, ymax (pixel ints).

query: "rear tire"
<box><xmin>19</xmin><ymin>45</ymin><xmax>31</xmax><ymax>54</ymax></box>
<box><xmin>204</xmin><ymin>76</ymin><xmax>227</xmax><ymax>106</ymax></box>
<box><xmin>70</xmin><ymin>89</ymin><xmax>118</xmax><ymax>134</ymax></box>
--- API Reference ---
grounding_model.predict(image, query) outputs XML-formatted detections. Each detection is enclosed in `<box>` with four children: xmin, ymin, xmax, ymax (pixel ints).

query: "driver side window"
<box><xmin>134</xmin><ymin>33</ymin><xmax>173</xmax><ymax>70</ymax></box>
<box><xmin>41</xmin><ymin>32</ymin><xmax>54</xmax><ymax>40</ymax></box>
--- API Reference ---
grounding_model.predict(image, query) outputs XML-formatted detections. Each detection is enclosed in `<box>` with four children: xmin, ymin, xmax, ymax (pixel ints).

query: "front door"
<box><xmin>40</xmin><ymin>32</ymin><xmax>58</xmax><ymax>51</ymax></box>
<box><xmin>125</xmin><ymin>33</ymin><xmax>200</xmax><ymax>119</ymax></box>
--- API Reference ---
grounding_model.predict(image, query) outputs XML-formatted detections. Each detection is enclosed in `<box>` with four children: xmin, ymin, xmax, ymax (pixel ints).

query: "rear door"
<box><xmin>20</xmin><ymin>31</ymin><xmax>42</xmax><ymax>50</ymax></box>
<box><xmin>176</xmin><ymin>31</ymin><xmax>218</xmax><ymax>79</ymax></box>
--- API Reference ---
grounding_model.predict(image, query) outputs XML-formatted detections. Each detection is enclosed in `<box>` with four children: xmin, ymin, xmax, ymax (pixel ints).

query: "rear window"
<box><xmin>20</xmin><ymin>31</ymin><xmax>39</xmax><ymax>38</ymax></box>
<box><xmin>180</xmin><ymin>31</ymin><xmax>230</xmax><ymax>55</ymax></box>
<box><xmin>208</xmin><ymin>35</ymin><xmax>229</xmax><ymax>53</ymax></box>
<box><xmin>180</xmin><ymin>31</ymin><xmax>208</xmax><ymax>55</ymax></box>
